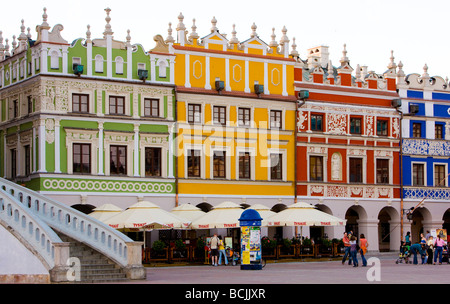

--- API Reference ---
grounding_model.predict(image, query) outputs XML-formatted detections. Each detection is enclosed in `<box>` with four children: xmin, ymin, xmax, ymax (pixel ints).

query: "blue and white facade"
<box><xmin>397</xmin><ymin>63</ymin><xmax>450</xmax><ymax>241</ymax></box>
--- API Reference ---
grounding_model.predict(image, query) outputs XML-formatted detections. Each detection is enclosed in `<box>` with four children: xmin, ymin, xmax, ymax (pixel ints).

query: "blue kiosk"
<box><xmin>239</xmin><ymin>209</ymin><xmax>263</xmax><ymax>270</ymax></box>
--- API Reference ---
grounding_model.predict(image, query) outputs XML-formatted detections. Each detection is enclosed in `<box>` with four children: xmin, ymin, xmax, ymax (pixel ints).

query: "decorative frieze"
<box><xmin>306</xmin><ymin>183</ymin><xmax>393</xmax><ymax>199</ymax></box>
<box><xmin>404</xmin><ymin>187</ymin><xmax>450</xmax><ymax>200</ymax></box>
<box><xmin>403</xmin><ymin>138</ymin><xmax>450</xmax><ymax>156</ymax></box>
<box><xmin>42</xmin><ymin>177</ymin><xmax>174</xmax><ymax>194</ymax></box>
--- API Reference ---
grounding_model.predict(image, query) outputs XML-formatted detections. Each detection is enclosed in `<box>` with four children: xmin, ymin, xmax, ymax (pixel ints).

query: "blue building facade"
<box><xmin>397</xmin><ymin>63</ymin><xmax>450</xmax><ymax>240</ymax></box>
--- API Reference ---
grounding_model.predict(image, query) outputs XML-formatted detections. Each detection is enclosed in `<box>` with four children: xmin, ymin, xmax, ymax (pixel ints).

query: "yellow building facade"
<box><xmin>169</xmin><ymin>15</ymin><xmax>297</xmax><ymax>208</ymax></box>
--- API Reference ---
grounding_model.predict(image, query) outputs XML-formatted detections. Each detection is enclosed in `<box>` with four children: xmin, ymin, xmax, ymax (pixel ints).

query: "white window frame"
<box><xmin>433</xmin><ymin>162</ymin><xmax>448</xmax><ymax>187</ymax></box>
<box><xmin>268</xmin><ymin>148</ymin><xmax>287</xmax><ymax>182</ymax></box>
<box><xmin>236</xmin><ymin>147</ymin><xmax>255</xmax><ymax>181</ymax></box>
<box><xmin>411</xmin><ymin>161</ymin><xmax>427</xmax><ymax>187</ymax></box>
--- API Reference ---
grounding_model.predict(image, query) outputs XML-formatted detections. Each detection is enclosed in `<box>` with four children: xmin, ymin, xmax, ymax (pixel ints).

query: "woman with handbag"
<box><xmin>359</xmin><ymin>234</ymin><xmax>369</xmax><ymax>267</ymax></box>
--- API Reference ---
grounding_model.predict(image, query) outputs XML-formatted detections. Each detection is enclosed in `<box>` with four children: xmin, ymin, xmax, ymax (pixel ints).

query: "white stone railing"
<box><xmin>0</xmin><ymin>178</ymin><xmax>145</xmax><ymax>279</ymax></box>
<box><xmin>0</xmin><ymin>187</ymin><xmax>66</xmax><ymax>271</ymax></box>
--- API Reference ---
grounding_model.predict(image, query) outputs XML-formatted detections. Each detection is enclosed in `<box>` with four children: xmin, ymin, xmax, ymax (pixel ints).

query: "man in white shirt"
<box><xmin>210</xmin><ymin>233</ymin><xmax>219</xmax><ymax>266</ymax></box>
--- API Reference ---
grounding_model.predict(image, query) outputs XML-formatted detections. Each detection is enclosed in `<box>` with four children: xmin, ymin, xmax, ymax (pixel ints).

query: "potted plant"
<box><xmin>261</xmin><ymin>236</ymin><xmax>277</xmax><ymax>257</ymax></box>
<box><xmin>152</xmin><ymin>240</ymin><xmax>167</xmax><ymax>258</ymax></box>
<box><xmin>301</xmin><ymin>237</ymin><xmax>313</xmax><ymax>255</ymax></box>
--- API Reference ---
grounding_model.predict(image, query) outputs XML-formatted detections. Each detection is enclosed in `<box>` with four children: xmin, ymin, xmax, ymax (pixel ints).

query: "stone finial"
<box><xmin>19</xmin><ymin>20</ymin><xmax>27</xmax><ymax>38</ymax></box>
<box><xmin>86</xmin><ymin>25</ymin><xmax>92</xmax><ymax>43</ymax></box>
<box><xmin>17</xmin><ymin>19</ymin><xmax>28</xmax><ymax>51</ymax></box>
<box><xmin>126</xmin><ymin>29</ymin><xmax>131</xmax><ymax>45</ymax></box>
<box><xmin>4</xmin><ymin>38</ymin><xmax>10</xmax><ymax>57</ymax></box>
<box><xmin>189</xmin><ymin>19</ymin><xmax>199</xmax><ymax>40</ymax></box>
<box><xmin>166</xmin><ymin>22</ymin><xmax>175</xmax><ymax>43</ymax></box>
<box><xmin>41</xmin><ymin>7</ymin><xmax>50</xmax><ymax>29</ymax></box>
<box><xmin>397</xmin><ymin>61</ymin><xmax>404</xmax><ymax>76</ymax></box>
<box><xmin>290</xmin><ymin>37</ymin><xmax>299</xmax><ymax>57</ymax></box>
<box><xmin>229</xmin><ymin>24</ymin><xmax>239</xmax><ymax>44</ymax></box>
<box><xmin>11</xmin><ymin>35</ymin><xmax>17</xmax><ymax>51</ymax></box>
<box><xmin>340</xmin><ymin>43</ymin><xmax>349</xmax><ymax>65</ymax></box>
<box><xmin>421</xmin><ymin>63</ymin><xmax>431</xmax><ymax>87</ymax></box>
<box><xmin>269</xmin><ymin>27</ymin><xmax>278</xmax><ymax>47</ymax></box>
<box><xmin>103</xmin><ymin>7</ymin><xmax>114</xmax><ymax>37</ymax></box>
<box><xmin>387</xmin><ymin>50</ymin><xmax>396</xmax><ymax>70</ymax></box>
<box><xmin>279</xmin><ymin>26</ymin><xmax>289</xmax><ymax>44</ymax></box>
<box><xmin>355</xmin><ymin>64</ymin><xmax>361</xmax><ymax>79</ymax></box>
<box><xmin>176</xmin><ymin>12</ymin><xmax>186</xmax><ymax>31</ymax></box>
<box><xmin>211</xmin><ymin>16</ymin><xmax>218</xmax><ymax>33</ymax></box>
<box><xmin>0</xmin><ymin>31</ymin><xmax>4</xmax><ymax>60</ymax></box>
<box><xmin>327</xmin><ymin>60</ymin><xmax>335</xmax><ymax>79</ymax></box>
<box><xmin>422</xmin><ymin>63</ymin><xmax>429</xmax><ymax>77</ymax></box>
<box><xmin>27</xmin><ymin>27</ymin><xmax>31</xmax><ymax>40</ymax></box>
<box><xmin>250</xmin><ymin>22</ymin><xmax>257</xmax><ymax>38</ymax></box>
<box><xmin>396</xmin><ymin>61</ymin><xmax>406</xmax><ymax>85</ymax></box>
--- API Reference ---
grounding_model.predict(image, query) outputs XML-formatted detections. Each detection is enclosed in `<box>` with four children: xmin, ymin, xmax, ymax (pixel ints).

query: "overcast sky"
<box><xmin>3</xmin><ymin>0</ymin><xmax>450</xmax><ymax>79</ymax></box>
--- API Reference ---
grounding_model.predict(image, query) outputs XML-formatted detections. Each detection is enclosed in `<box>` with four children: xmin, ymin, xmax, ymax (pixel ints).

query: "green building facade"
<box><xmin>0</xmin><ymin>8</ymin><xmax>176</xmax><ymax>208</ymax></box>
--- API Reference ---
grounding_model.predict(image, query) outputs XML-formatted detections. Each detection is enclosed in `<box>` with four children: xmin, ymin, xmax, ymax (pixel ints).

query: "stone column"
<box><xmin>357</xmin><ymin>218</ymin><xmax>380</xmax><ymax>252</ymax></box>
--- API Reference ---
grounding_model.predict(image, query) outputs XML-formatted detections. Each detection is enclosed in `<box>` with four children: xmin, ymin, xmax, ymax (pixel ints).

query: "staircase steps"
<box><xmin>57</xmin><ymin>233</ymin><xmax>130</xmax><ymax>283</ymax></box>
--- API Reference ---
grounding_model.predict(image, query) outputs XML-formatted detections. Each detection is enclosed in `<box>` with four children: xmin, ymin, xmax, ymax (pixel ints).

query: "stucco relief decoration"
<box><xmin>428</xmin><ymin>141</ymin><xmax>450</xmax><ymax>156</ymax></box>
<box><xmin>365</xmin><ymin>116</ymin><xmax>374</xmax><ymax>136</ymax></box>
<box><xmin>327</xmin><ymin>186</ymin><xmax>347</xmax><ymax>197</ymax></box>
<box><xmin>350</xmin><ymin>187</ymin><xmax>363</xmax><ymax>196</ymax></box>
<box><xmin>392</xmin><ymin>117</ymin><xmax>400</xmax><ymax>138</ymax></box>
<box><xmin>42</xmin><ymin>86</ymin><xmax>56</xmax><ymax>111</ymax></box>
<box><xmin>402</xmin><ymin>139</ymin><xmax>450</xmax><ymax>156</ymax></box>
<box><xmin>331</xmin><ymin>153</ymin><xmax>342</xmax><ymax>181</ymax></box>
<box><xmin>365</xmin><ymin>187</ymin><xmax>376</xmax><ymax>199</ymax></box>
<box><xmin>307</xmin><ymin>146</ymin><xmax>327</xmax><ymax>154</ymax></box>
<box><xmin>326</xmin><ymin>113</ymin><xmax>346</xmax><ymax>135</ymax></box>
<box><xmin>310</xmin><ymin>185</ymin><xmax>324</xmax><ymax>195</ymax></box>
<box><xmin>378</xmin><ymin>187</ymin><xmax>391</xmax><ymax>197</ymax></box>
<box><xmin>297</xmin><ymin>111</ymin><xmax>307</xmax><ymax>131</ymax></box>
<box><xmin>45</xmin><ymin>118</ymin><xmax>55</xmax><ymax>144</ymax></box>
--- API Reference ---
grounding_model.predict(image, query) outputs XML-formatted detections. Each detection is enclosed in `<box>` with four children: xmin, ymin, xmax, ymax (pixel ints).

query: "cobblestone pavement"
<box><xmin>124</xmin><ymin>253</ymin><xmax>450</xmax><ymax>284</ymax></box>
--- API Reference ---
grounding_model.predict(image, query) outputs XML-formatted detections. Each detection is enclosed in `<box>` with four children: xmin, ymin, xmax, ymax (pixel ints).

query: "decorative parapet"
<box><xmin>402</xmin><ymin>138</ymin><xmax>450</xmax><ymax>156</ymax></box>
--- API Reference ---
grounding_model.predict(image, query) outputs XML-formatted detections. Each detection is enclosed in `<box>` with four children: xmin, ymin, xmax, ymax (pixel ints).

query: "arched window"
<box><xmin>95</xmin><ymin>55</ymin><xmax>104</xmax><ymax>73</ymax></box>
<box><xmin>115</xmin><ymin>56</ymin><xmax>124</xmax><ymax>74</ymax></box>
<box><xmin>50</xmin><ymin>50</ymin><xmax>59</xmax><ymax>70</ymax></box>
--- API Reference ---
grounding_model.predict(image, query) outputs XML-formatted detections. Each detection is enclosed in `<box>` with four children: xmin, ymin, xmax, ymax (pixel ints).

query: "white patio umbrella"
<box><xmin>171</xmin><ymin>203</ymin><xmax>205</xmax><ymax>222</ymax></box>
<box><xmin>88</xmin><ymin>203</ymin><xmax>123</xmax><ymax>222</ymax></box>
<box><xmin>247</xmin><ymin>204</ymin><xmax>276</xmax><ymax>226</ymax></box>
<box><xmin>189</xmin><ymin>201</ymin><xmax>245</xmax><ymax>229</ymax></box>
<box><xmin>105</xmin><ymin>201</ymin><xmax>191</xmax><ymax>230</ymax></box>
<box><xmin>266</xmin><ymin>202</ymin><xmax>346</xmax><ymax>227</ymax></box>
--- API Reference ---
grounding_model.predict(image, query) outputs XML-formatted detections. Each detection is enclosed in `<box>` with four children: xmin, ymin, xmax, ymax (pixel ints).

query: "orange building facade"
<box><xmin>294</xmin><ymin>46</ymin><xmax>401</xmax><ymax>251</ymax></box>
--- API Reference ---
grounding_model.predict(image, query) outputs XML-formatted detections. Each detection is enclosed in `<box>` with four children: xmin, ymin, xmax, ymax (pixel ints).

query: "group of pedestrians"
<box><xmin>406</xmin><ymin>231</ymin><xmax>448</xmax><ymax>265</ymax></box>
<box><xmin>341</xmin><ymin>231</ymin><xmax>369</xmax><ymax>267</ymax></box>
<box><xmin>208</xmin><ymin>233</ymin><xmax>230</xmax><ymax>266</ymax></box>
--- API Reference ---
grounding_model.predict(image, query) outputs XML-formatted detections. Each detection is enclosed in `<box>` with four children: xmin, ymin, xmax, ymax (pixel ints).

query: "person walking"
<box><xmin>359</xmin><ymin>234</ymin><xmax>369</xmax><ymax>267</ymax></box>
<box><xmin>342</xmin><ymin>232</ymin><xmax>352</xmax><ymax>265</ymax></box>
<box><xmin>210</xmin><ymin>233</ymin><xmax>220</xmax><ymax>266</ymax></box>
<box><xmin>217</xmin><ymin>236</ymin><xmax>228</xmax><ymax>266</ymax></box>
<box><xmin>433</xmin><ymin>234</ymin><xmax>446</xmax><ymax>265</ymax></box>
<box><xmin>349</xmin><ymin>235</ymin><xmax>358</xmax><ymax>267</ymax></box>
